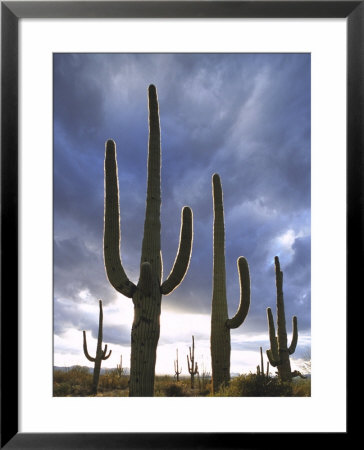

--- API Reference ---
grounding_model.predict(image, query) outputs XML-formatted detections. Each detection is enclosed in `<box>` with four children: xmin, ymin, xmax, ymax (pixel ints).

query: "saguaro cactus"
<box><xmin>210</xmin><ymin>174</ymin><xmax>251</xmax><ymax>393</ymax></box>
<box><xmin>187</xmin><ymin>335</ymin><xmax>198</xmax><ymax>389</ymax></box>
<box><xmin>116</xmin><ymin>355</ymin><xmax>124</xmax><ymax>377</ymax></box>
<box><xmin>174</xmin><ymin>349</ymin><xmax>182</xmax><ymax>382</ymax></box>
<box><xmin>83</xmin><ymin>300</ymin><xmax>112</xmax><ymax>394</ymax></box>
<box><xmin>266</xmin><ymin>256</ymin><xmax>298</xmax><ymax>382</ymax></box>
<box><xmin>256</xmin><ymin>346</ymin><xmax>269</xmax><ymax>378</ymax></box>
<box><xmin>104</xmin><ymin>85</ymin><xmax>193</xmax><ymax>396</ymax></box>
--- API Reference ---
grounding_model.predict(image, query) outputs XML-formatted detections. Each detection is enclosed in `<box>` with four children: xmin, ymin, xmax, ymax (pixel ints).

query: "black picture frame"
<box><xmin>1</xmin><ymin>1</ymin><xmax>356</xmax><ymax>448</ymax></box>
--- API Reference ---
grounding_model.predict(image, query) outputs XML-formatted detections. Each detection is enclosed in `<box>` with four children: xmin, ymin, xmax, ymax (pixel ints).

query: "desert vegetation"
<box><xmin>53</xmin><ymin>366</ymin><xmax>310</xmax><ymax>397</ymax></box>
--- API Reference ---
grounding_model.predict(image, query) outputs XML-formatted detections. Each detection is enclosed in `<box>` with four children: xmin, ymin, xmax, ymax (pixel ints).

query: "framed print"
<box><xmin>1</xmin><ymin>1</ymin><xmax>358</xmax><ymax>448</ymax></box>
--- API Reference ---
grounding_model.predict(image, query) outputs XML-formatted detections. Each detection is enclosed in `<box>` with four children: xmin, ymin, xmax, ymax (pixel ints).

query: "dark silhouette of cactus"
<box><xmin>174</xmin><ymin>349</ymin><xmax>182</xmax><ymax>382</ymax></box>
<box><xmin>83</xmin><ymin>300</ymin><xmax>112</xmax><ymax>394</ymax></box>
<box><xmin>116</xmin><ymin>355</ymin><xmax>124</xmax><ymax>377</ymax></box>
<box><xmin>104</xmin><ymin>85</ymin><xmax>193</xmax><ymax>396</ymax></box>
<box><xmin>266</xmin><ymin>256</ymin><xmax>298</xmax><ymax>382</ymax></box>
<box><xmin>210</xmin><ymin>174</ymin><xmax>251</xmax><ymax>393</ymax></box>
<box><xmin>187</xmin><ymin>336</ymin><xmax>198</xmax><ymax>389</ymax></box>
<box><xmin>257</xmin><ymin>346</ymin><xmax>269</xmax><ymax>378</ymax></box>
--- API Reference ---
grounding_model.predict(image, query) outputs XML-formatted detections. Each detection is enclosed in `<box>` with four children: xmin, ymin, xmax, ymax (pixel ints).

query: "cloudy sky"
<box><xmin>53</xmin><ymin>53</ymin><xmax>311</xmax><ymax>376</ymax></box>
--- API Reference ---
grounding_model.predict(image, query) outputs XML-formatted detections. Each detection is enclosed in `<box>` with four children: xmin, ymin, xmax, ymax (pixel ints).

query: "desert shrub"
<box><xmin>99</xmin><ymin>371</ymin><xmax>129</xmax><ymax>391</ymax></box>
<box><xmin>198</xmin><ymin>379</ymin><xmax>212</xmax><ymax>396</ymax></box>
<box><xmin>53</xmin><ymin>367</ymin><xmax>132</xmax><ymax>396</ymax></box>
<box><xmin>70</xmin><ymin>384</ymin><xmax>91</xmax><ymax>396</ymax></box>
<box><xmin>53</xmin><ymin>367</ymin><xmax>93</xmax><ymax>396</ymax></box>
<box><xmin>215</xmin><ymin>374</ymin><xmax>293</xmax><ymax>397</ymax></box>
<box><xmin>53</xmin><ymin>382</ymin><xmax>72</xmax><ymax>397</ymax></box>
<box><xmin>163</xmin><ymin>382</ymin><xmax>187</xmax><ymax>397</ymax></box>
<box><xmin>292</xmin><ymin>378</ymin><xmax>311</xmax><ymax>397</ymax></box>
<box><xmin>53</xmin><ymin>369</ymin><xmax>69</xmax><ymax>384</ymax></box>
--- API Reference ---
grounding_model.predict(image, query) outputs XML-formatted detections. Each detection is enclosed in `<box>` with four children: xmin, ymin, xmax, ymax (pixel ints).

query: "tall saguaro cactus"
<box><xmin>187</xmin><ymin>335</ymin><xmax>198</xmax><ymax>389</ymax></box>
<box><xmin>210</xmin><ymin>174</ymin><xmax>251</xmax><ymax>393</ymax></box>
<box><xmin>83</xmin><ymin>300</ymin><xmax>112</xmax><ymax>395</ymax></box>
<box><xmin>174</xmin><ymin>349</ymin><xmax>182</xmax><ymax>382</ymax></box>
<box><xmin>266</xmin><ymin>256</ymin><xmax>298</xmax><ymax>382</ymax></box>
<box><xmin>104</xmin><ymin>85</ymin><xmax>193</xmax><ymax>396</ymax></box>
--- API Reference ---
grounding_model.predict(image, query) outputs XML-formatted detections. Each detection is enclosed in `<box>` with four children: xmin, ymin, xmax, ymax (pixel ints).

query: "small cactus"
<box><xmin>266</xmin><ymin>256</ymin><xmax>298</xmax><ymax>382</ymax></box>
<box><xmin>257</xmin><ymin>346</ymin><xmax>269</xmax><ymax>378</ymax></box>
<box><xmin>104</xmin><ymin>85</ymin><xmax>193</xmax><ymax>396</ymax></box>
<box><xmin>116</xmin><ymin>355</ymin><xmax>124</xmax><ymax>377</ymax></box>
<box><xmin>187</xmin><ymin>336</ymin><xmax>198</xmax><ymax>389</ymax></box>
<box><xmin>210</xmin><ymin>174</ymin><xmax>251</xmax><ymax>393</ymax></box>
<box><xmin>83</xmin><ymin>300</ymin><xmax>112</xmax><ymax>394</ymax></box>
<box><xmin>174</xmin><ymin>349</ymin><xmax>182</xmax><ymax>382</ymax></box>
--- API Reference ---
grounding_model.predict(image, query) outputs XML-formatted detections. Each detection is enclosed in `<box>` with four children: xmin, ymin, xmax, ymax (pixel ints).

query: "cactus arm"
<box><xmin>161</xmin><ymin>207</ymin><xmax>193</xmax><ymax>295</ymax></box>
<box><xmin>226</xmin><ymin>257</ymin><xmax>251</xmax><ymax>329</ymax></box>
<box><xmin>267</xmin><ymin>307</ymin><xmax>280</xmax><ymax>364</ymax></box>
<box><xmin>140</xmin><ymin>84</ymin><xmax>162</xmax><ymax>279</ymax></box>
<box><xmin>102</xmin><ymin>346</ymin><xmax>112</xmax><ymax>360</ymax></box>
<box><xmin>97</xmin><ymin>300</ymin><xmax>103</xmax><ymax>347</ymax></box>
<box><xmin>187</xmin><ymin>355</ymin><xmax>191</xmax><ymax>373</ymax></box>
<box><xmin>266</xmin><ymin>349</ymin><xmax>279</xmax><ymax>367</ymax></box>
<box><xmin>288</xmin><ymin>316</ymin><xmax>298</xmax><ymax>355</ymax></box>
<box><xmin>83</xmin><ymin>331</ymin><xmax>96</xmax><ymax>363</ymax></box>
<box><xmin>138</xmin><ymin>262</ymin><xmax>153</xmax><ymax>296</ymax></box>
<box><xmin>104</xmin><ymin>139</ymin><xmax>137</xmax><ymax>298</ymax></box>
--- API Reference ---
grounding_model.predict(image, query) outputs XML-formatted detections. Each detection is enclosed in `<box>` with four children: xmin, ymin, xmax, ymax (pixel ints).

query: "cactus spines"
<box><xmin>82</xmin><ymin>300</ymin><xmax>112</xmax><ymax>394</ymax></box>
<box><xmin>187</xmin><ymin>336</ymin><xmax>198</xmax><ymax>389</ymax></box>
<box><xmin>266</xmin><ymin>256</ymin><xmax>298</xmax><ymax>382</ymax></box>
<box><xmin>174</xmin><ymin>349</ymin><xmax>182</xmax><ymax>382</ymax></box>
<box><xmin>210</xmin><ymin>173</ymin><xmax>251</xmax><ymax>393</ymax></box>
<box><xmin>104</xmin><ymin>85</ymin><xmax>193</xmax><ymax>396</ymax></box>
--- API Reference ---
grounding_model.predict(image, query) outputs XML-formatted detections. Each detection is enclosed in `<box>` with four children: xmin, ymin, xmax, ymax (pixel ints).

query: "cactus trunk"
<box><xmin>129</xmin><ymin>85</ymin><xmax>162</xmax><ymax>397</ymax></box>
<box><xmin>92</xmin><ymin>359</ymin><xmax>102</xmax><ymax>394</ymax></box>
<box><xmin>210</xmin><ymin>174</ymin><xmax>250</xmax><ymax>393</ymax></box>
<box><xmin>210</xmin><ymin>174</ymin><xmax>230</xmax><ymax>391</ymax></box>
<box><xmin>104</xmin><ymin>85</ymin><xmax>193</xmax><ymax>396</ymax></box>
<box><xmin>129</xmin><ymin>287</ymin><xmax>161</xmax><ymax>396</ymax></box>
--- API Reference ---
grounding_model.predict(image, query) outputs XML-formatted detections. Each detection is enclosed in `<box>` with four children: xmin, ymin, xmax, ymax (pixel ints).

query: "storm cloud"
<box><xmin>53</xmin><ymin>53</ymin><xmax>310</xmax><ymax>370</ymax></box>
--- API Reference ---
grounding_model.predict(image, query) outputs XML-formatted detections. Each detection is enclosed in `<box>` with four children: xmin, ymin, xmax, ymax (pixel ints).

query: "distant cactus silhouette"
<box><xmin>116</xmin><ymin>355</ymin><xmax>124</xmax><ymax>377</ymax></box>
<box><xmin>187</xmin><ymin>335</ymin><xmax>198</xmax><ymax>389</ymax></box>
<box><xmin>83</xmin><ymin>300</ymin><xmax>112</xmax><ymax>394</ymax></box>
<box><xmin>256</xmin><ymin>346</ymin><xmax>269</xmax><ymax>378</ymax></box>
<box><xmin>104</xmin><ymin>85</ymin><xmax>193</xmax><ymax>396</ymax></box>
<box><xmin>174</xmin><ymin>349</ymin><xmax>182</xmax><ymax>382</ymax></box>
<box><xmin>266</xmin><ymin>256</ymin><xmax>298</xmax><ymax>382</ymax></box>
<box><xmin>210</xmin><ymin>174</ymin><xmax>251</xmax><ymax>393</ymax></box>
